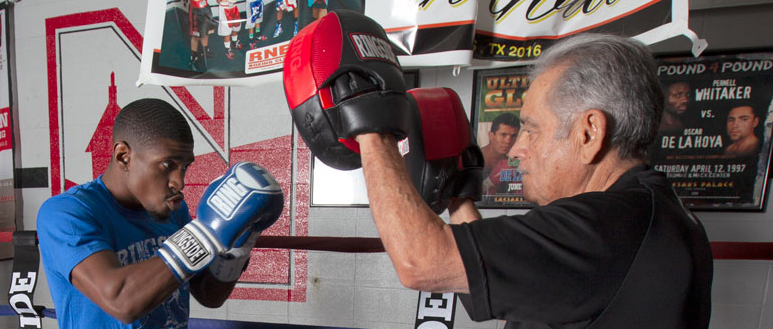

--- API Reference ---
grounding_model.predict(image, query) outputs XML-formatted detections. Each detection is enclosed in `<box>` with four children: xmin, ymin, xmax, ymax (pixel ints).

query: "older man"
<box><xmin>354</xmin><ymin>33</ymin><xmax>713</xmax><ymax>329</ymax></box>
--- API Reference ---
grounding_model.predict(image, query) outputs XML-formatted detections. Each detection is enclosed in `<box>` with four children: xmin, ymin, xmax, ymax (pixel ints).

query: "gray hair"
<box><xmin>529</xmin><ymin>33</ymin><xmax>664</xmax><ymax>160</ymax></box>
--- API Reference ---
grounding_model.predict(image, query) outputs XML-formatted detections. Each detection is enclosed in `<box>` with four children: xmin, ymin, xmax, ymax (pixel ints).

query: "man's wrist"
<box><xmin>354</xmin><ymin>132</ymin><xmax>394</xmax><ymax>143</ymax></box>
<box><xmin>354</xmin><ymin>133</ymin><xmax>398</xmax><ymax>151</ymax></box>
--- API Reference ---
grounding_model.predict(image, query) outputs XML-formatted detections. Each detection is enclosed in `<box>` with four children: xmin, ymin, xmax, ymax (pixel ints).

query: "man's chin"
<box><xmin>148</xmin><ymin>210</ymin><xmax>171</xmax><ymax>223</ymax></box>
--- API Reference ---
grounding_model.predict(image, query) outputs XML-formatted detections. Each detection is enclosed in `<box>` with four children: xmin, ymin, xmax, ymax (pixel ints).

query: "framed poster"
<box><xmin>471</xmin><ymin>66</ymin><xmax>535</xmax><ymax>209</ymax></box>
<box><xmin>651</xmin><ymin>53</ymin><xmax>773</xmax><ymax>211</ymax></box>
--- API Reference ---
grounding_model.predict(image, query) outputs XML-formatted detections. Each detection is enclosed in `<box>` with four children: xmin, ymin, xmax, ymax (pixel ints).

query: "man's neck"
<box><xmin>662</xmin><ymin>112</ymin><xmax>682</xmax><ymax>127</ymax></box>
<box><xmin>101</xmin><ymin>165</ymin><xmax>138</xmax><ymax>210</ymax></box>
<box><xmin>583</xmin><ymin>156</ymin><xmax>642</xmax><ymax>193</ymax></box>
<box><xmin>728</xmin><ymin>136</ymin><xmax>760</xmax><ymax>154</ymax></box>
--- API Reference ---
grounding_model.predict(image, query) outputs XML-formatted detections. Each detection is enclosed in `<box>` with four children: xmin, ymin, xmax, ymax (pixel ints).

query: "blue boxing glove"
<box><xmin>157</xmin><ymin>162</ymin><xmax>284</xmax><ymax>282</ymax></box>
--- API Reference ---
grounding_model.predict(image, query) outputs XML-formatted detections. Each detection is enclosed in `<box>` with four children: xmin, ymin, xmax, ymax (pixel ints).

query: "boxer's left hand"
<box><xmin>207</xmin><ymin>229</ymin><xmax>261</xmax><ymax>282</ymax></box>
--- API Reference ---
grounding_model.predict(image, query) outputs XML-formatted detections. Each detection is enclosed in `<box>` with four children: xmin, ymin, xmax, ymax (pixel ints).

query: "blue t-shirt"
<box><xmin>38</xmin><ymin>176</ymin><xmax>192</xmax><ymax>329</ymax></box>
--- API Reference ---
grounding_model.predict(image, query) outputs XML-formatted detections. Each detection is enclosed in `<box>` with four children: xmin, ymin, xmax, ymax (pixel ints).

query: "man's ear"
<box><xmin>113</xmin><ymin>141</ymin><xmax>131</xmax><ymax>171</ymax></box>
<box><xmin>577</xmin><ymin>109</ymin><xmax>607</xmax><ymax>164</ymax></box>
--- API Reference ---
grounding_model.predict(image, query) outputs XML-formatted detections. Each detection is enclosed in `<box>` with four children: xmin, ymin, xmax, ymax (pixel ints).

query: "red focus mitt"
<box><xmin>404</xmin><ymin>87</ymin><xmax>483</xmax><ymax>214</ymax></box>
<box><xmin>283</xmin><ymin>9</ymin><xmax>411</xmax><ymax>171</ymax></box>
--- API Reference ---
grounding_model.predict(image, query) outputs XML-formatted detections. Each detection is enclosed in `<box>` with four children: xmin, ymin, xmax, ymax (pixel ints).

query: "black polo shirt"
<box><xmin>452</xmin><ymin>165</ymin><xmax>713</xmax><ymax>329</ymax></box>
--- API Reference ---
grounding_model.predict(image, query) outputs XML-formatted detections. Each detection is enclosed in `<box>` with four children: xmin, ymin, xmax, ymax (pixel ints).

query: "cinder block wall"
<box><xmin>2</xmin><ymin>1</ymin><xmax>773</xmax><ymax>329</ymax></box>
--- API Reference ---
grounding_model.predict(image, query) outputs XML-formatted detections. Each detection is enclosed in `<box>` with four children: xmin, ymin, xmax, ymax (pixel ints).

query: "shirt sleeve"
<box><xmin>451</xmin><ymin>194</ymin><xmax>650</xmax><ymax>325</ymax></box>
<box><xmin>37</xmin><ymin>195</ymin><xmax>113</xmax><ymax>282</ymax></box>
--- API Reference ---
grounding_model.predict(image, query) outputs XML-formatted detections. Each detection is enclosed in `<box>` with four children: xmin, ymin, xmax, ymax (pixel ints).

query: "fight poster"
<box><xmin>472</xmin><ymin>66</ymin><xmax>535</xmax><ymax>208</ymax></box>
<box><xmin>651</xmin><ymin>53</ymin><xmax>773</xmax><ymax>211</ymax></box>
<box><xmin>0</xmin><ymin>6</ymin><xmax>14</xmax><ymax>259</ymax></box>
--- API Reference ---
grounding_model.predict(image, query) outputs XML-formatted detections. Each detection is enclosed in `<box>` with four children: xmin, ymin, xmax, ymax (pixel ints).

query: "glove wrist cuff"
<box><xmin>157</xmin><ymin>222</ymin><xmax>218</xmax><ymax>283</ymax></box>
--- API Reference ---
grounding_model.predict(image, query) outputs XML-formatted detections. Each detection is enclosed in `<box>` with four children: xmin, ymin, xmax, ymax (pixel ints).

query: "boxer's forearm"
<box><xmin>357</xmin><ymin>133</ymin><xmax>469</xmax><ymax>293</ymax></box>
<box><xmin>71</xmin><ymin>251</ymin><xmax>180</xmax><ymax>324</ymax></box>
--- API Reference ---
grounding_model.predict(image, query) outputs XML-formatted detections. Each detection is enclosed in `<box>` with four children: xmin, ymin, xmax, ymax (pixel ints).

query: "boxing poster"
<box><xmin>650</xmin><ymin>53</ymin><xmax>773</xmax><ymax>211</ymax></box>
<box><xmin>471</xmin><ymin>0</ymin><xmax>706</xmax><ymax>68</ymax></box>
<box><xmin>472</xmin><ymin>66</ymin><xmax>535</xmax><ymax>208</ymax></box>
<box><xmin>0</xmin><ymin>6</ymin><xmax>15</xmax><ymax>260</ymax></box>
<box><xmin>138</xmin><ymin>0</ymin><xmax>365</xmax><ymax>87</ymax></box>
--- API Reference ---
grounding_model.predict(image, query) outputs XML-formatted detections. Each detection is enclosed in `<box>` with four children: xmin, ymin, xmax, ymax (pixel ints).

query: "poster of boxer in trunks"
<box><xmin>471</xmin><ymin>66</ymin><xmax>535</xmax><ymax>209</ymax></box>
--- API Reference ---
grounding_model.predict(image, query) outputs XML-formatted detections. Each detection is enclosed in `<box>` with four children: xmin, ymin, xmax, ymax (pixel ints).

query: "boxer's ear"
<box><xmin>113</xmin><ymin>141</ymin><xmax>131</xmax><ymax>171</ymax></box>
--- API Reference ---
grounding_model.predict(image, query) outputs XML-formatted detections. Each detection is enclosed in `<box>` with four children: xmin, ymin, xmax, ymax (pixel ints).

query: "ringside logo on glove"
<box><xmin>166</xmin><ymin>227</ymin><xmax>211</xmax><ymax>268</ymax></box>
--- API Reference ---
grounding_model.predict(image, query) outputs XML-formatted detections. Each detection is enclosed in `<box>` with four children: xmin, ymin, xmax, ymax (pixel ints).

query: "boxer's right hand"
<box><xmin>157</xmin><ymin>162</ymin><xmax>284</xmax><ymax>283</ymax></box>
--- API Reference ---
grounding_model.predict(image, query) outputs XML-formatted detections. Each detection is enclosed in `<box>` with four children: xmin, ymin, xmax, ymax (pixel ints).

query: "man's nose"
<box><xmin>169</xmin><ymin>169</ymin><xmax>185</xmax><ymax>191</ymax></box>
<box><xmin>508</xmin><ymin>133</ymin><xmax>526</xmax><ymax>159</ymax></box>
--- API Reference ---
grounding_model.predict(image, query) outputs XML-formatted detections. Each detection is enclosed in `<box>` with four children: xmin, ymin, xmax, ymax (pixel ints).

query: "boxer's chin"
<box><xmin>148</xmin><ymin>209</ymin><xmax>171</xmax><ymax>223</ymax></box>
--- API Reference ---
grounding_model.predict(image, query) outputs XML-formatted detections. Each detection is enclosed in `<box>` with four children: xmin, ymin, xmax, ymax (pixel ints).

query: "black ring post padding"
<box><xmin>9</xmin><ymin>230</ymin><xmax>45</xmax><ymax>328</ymax></box>
<box><xmin>12</xmin><ymin>231</ymin><xmax>37</xmax><ymax>248</ymax></box>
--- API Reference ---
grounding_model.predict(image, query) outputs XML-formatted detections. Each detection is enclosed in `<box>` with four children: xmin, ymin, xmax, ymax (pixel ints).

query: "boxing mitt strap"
<box><xmin>332</xmin><ymin>91</ymin><xmax>412</xmax><ymax>140</ymax></box>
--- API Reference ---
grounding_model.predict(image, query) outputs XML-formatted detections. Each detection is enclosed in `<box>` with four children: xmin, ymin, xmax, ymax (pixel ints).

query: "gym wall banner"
<box><xmin>471</xmin><ymin>0</ymin><xmax>705</xmax><ymax>68</ymax></box>
<box><xmin>0</xmin><ymin>5</ymin><xmax>15</xmax><ymax>260</ymax></box>
<box><xmin>649</xmin><ymin>53</ymin><xmax>773</xmax><ymax>211</ymax></box>
<box><xmin>138</xmin><ymin>0</ymin><xmax>700</xmax><ymax>88</ymax></box>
